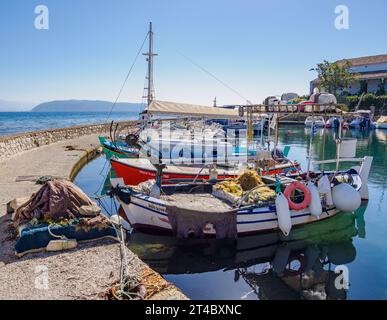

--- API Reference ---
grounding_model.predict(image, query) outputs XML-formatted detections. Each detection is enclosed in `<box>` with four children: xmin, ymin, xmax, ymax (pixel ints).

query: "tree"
<box><xmin>311</xmin><ymin>60</ymin><xmax>356</xmax><ymax>96</ymax></box>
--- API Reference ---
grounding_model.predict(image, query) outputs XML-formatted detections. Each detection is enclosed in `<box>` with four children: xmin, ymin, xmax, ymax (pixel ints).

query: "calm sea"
<box><xmin>0</xmin><ymin>112</ymin><xmax>139</xmax><ymax>136</ymax></box>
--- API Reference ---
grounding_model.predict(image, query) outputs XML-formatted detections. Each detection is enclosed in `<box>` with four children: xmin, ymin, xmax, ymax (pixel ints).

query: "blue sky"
<box><xmin>1</xmin><ymin>0</ymin><xmax>387</xmax><ymax>107</ymax></box>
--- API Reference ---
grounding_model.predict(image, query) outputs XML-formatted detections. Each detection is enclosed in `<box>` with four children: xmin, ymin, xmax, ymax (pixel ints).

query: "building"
<box><xmin>310</xmin><ymin>54</ymin><xmax>387</xmax><ymax>95</ymax></box>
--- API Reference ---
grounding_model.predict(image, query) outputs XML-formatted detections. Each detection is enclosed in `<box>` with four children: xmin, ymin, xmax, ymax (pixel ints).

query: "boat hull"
<box><xmin>101</xmin><ymin>146</ymin><xmax>138</xmax><ymax>159</ymax></box>
<box><xmin>116</xmin><ymin>191</ymin><xmax>341</xmax><ymax>236</ymax></box>
<box><xmin>305</xmin><ymin>122</ymin><xmax>325</xmax><ymax>127</ymax></box>
<box><xmin>98</xmin><ymin>136</ymin><xmax>139</xmax><ymax>159</ymax></box>
<box><xmin>111</xmin><ymin>158</ymin><xmax>299</xmax><ymax>185</ymax></box>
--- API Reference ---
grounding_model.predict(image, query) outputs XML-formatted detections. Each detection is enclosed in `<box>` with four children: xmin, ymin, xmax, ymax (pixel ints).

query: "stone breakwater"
<box><xmin>0</xmin><ymin>121</ymin><xmax>136</xmax><ymax>162</ymax></box>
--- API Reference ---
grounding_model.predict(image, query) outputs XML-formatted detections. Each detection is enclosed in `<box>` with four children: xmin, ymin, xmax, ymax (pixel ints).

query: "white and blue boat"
<box><xmin>110</xmin><ymin>156</ymin><xmax>372</xmax><ymax>237</ymax></box>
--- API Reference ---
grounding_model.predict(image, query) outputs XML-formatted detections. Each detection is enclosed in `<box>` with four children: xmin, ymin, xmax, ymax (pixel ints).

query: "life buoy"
<box><xmin>284</xmin><ymin>181</ymin><xmax>311</xmax><ymax>210</ymax></box>
<box><xmin>283</xmin><ymin>253</ymin><xmax>307</xmax><ymax>277</ymax></box>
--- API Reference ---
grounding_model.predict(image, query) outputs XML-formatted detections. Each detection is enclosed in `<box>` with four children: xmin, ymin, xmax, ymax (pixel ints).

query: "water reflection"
<box><xmin>281</xmin><ymin>127</ymin><xmax>387</xmax><ymax>185</ymax></box>
<box><xmin>127</xmin><ymin>208</ymin><xmax>366</xmax><ymax>300</ymax></box>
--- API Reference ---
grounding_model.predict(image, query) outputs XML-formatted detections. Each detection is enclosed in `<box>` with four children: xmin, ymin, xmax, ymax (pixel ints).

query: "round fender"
<box><xmin>284</xmin><ymin>181</ymin><xmax>311</xmax><ymax>210</ymax></box>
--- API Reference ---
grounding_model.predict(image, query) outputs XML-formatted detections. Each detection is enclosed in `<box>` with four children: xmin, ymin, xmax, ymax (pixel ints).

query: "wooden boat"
<box><xmin>110</xmin><ymin>157</ymin><xmax>300</xmax><ymax>186</ymax></box>
<box><xmin>98</xmin><ymin>136</ymin><xmax>139</xmax><ymax>159</ymax></box>
<box><xmin>325</xmin><ymin>117</ymin><xmax>341</xmax><ymax>128</ymax></box>
<box><xmin>375</xmin><ymin>116</ymin><xmax>387</xmax><ymax>130</ymax></box>
<box><xmin>109</xmin><ymin>162</ymin><xmax>369</xmax><ymax>237</ymax></box>
<box><xmin>305</xmin><ymin>116</ymin><xmax>325</xmax><ymax>127</ymax></box>
<box><xmin>349</xmin><ymin>110</ymin><xmax>373</xmax><ymax>129</ymax></box>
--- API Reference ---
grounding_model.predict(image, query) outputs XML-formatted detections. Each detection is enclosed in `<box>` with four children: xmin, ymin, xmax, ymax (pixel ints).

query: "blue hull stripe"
<box><xmin>237</xmin><ymin>213</ymin><xmax>311</xmax><ymax>224</ymax></box>
<box><xmin>130</xmin><ymin>194</ymin><xmax>274</xmax><ymax>215</ymax></box>
<box><xmin>127</xmin><ymin>201</ymin><xmax>322</xmax><ymax>225</ymax></box>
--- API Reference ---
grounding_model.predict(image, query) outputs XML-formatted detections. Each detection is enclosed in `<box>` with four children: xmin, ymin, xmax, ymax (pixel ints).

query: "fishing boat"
<box><xmin>349</xmin><ymin>110</ymin><xmax>373</xmax><ymax>129</ymax></box>
<box><xmin>305</xmin><ymin>116</ymin><xmax>325</xmax><ymax>127</ymax></box>
<box><xmin>325</xmin><ymin>116</ymin><xmax>341</xmax><ymax>128</ymax></box>
<box><xmin>110</xmin><ymin>156</ymin><xmax>300</xmax><ymax>186</ymax></box>
<box><xmin>109</xmin><ymin>98</ymin><xmax>301</xmax><ymax>185</ymax></box>
<box><xmin>98</xmin><ymin>136</ymin><xmax>139</xmax><ymax>159</ymax></box>
<box><xmin>110</xmin><ymin>156</ymin><xmax>371</xmax><ymax>237</ymax></box>
<box><xmin>375</xmin><ymin>116</ymin><xmax>387</xmax><ymax>130</ymax></box>
<box><xmin>110</xmin><ymin>100</ymin><xmax>373</xmax><ymax>237</ymax></box>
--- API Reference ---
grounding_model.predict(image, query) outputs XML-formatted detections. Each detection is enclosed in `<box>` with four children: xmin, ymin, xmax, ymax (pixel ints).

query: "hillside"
<box><xmin>31</xmin><ymin>100</ymin><xmax>144</xmax><ymax>113</ymax></box>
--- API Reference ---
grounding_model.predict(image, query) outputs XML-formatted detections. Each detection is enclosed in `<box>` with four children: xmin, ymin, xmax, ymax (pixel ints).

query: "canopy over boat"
<box><xmin>141</xmin><ymin>100</ymin><xmax>240</xmax><ymax>119</ymax></box>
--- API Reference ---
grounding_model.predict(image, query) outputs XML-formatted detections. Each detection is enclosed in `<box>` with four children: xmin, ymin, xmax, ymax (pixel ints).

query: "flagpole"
<box><xmin>335</xmin><ymin>118</ymin><xmax>342</xmax><ymax>172</ymax></box>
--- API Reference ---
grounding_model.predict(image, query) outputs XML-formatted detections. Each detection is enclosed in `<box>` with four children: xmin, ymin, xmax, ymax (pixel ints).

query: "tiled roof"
<box><xmin>337</xmin><ymin>54</ymin><xmax>387</xmax><ymax>66</ymax></box>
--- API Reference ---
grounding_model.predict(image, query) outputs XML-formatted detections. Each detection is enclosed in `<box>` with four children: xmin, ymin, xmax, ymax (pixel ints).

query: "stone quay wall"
<box><xmin>0</xmin><ymin>121</ymin><xmax>136</xmax><ymax>162</ymax></box>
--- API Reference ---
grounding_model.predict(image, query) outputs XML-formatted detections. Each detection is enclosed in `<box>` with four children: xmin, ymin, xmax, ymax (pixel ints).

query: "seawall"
<box><xmin>0</xmin><ymin>121</ymin><xmax>135</xmax><ymax>162</ymax></box>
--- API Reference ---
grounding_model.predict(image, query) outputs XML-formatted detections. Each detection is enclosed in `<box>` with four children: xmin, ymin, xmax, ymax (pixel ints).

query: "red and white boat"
<box><xmin>110</xmin><ymin>157</ymin><xmax>300</xmax><ymax>186</ymax></box>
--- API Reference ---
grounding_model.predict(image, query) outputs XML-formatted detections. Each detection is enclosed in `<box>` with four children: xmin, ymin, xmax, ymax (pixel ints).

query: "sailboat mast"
<box><xmin>143</xmin><ymin>21</ymin><xmax>157</xmax><ymax>106</ymax></box>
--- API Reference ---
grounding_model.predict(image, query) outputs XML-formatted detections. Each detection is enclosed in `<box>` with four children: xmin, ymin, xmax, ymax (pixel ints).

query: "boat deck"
<box><xmin>161</xmin><ymin>192</ymin><xmax>233</xmax><ymax>211</ymax></box>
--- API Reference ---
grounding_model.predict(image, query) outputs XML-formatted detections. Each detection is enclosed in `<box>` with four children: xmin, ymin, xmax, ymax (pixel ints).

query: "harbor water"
<box><xmin>74</xmin><ymin>125</ymin><xmax>387</xmax><ymax>300</ymax></box>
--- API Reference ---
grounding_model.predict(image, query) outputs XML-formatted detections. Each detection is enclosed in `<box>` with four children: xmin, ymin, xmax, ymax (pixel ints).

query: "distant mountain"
<box><xmin>31</xmin><ymin>100</ymin><xmax>144</xmax><ymax>113</ymax></box>
<box><xmin>0</xmin><ymin>99</ymin><xmax>35</xmax><ymax>112</ymax></box>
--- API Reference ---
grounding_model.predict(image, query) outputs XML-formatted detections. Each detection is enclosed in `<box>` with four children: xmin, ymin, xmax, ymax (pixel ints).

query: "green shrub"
<box><xmin>339</xmin><ymin>94</ymin><xmax>387</xmax><ymax>113</ymax></box>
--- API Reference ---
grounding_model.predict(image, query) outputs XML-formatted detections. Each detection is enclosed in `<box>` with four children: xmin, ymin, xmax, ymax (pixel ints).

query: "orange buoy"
<box><xmin>284</xmin><ymin>181</ymin><xmax>311</xmax><ymax>210</ymax></box>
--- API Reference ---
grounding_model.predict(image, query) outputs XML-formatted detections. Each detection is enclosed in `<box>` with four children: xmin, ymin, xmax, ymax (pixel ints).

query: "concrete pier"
<box><xmin>0</xmin><ymin>126</ymin><xmax>187</xmax><ymax>300</ymax></box>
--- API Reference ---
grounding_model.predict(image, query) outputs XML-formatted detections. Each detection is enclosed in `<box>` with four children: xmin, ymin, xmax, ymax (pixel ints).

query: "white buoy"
<box><xmin>318</xmin><ymin>175</ymin><xmax>333</xmax><ymax>206</ymax></box>
<box><xmin>358</xmin><ymin>156</ymin><xmax>373</xmax><ymax>200</ymax></box>
<box><xmin>332</xmin><ymin>183</ymin><xmax>361</xmax><ymax>212</ymax></box>
<box><xmin>276</xmin><ymin>193</ymin><xmax>292</xmax><ymax>236</ymax></box>
<box><xmin>307</xmin><ymin>181</ymin><xmax>322</xmax><ymax>217</ymax></box>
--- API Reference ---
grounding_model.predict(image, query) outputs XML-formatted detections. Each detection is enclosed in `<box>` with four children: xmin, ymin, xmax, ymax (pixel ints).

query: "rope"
<box><xmin>102</xmin><ymin>32</ymin><xmax>149</xmax><ymax>129</ymax></box>
<box><xmin>93</xmin><ymin>158</ymin><xmax>111</xmax><ymax>197</ymax></box>
<box><xmin>144</xmin><ymin>32</ymin><xmax>251</xmax><ymax>106</ymax></box>
<box><xmin>174</xmin><ymin>48</ymin><xmax>251</xmax><ymax>103</ymax></box>
<box><xmin>47</xmin><ymin>224</ymin><xmax>67</xmax><ymax>240</ymax></box>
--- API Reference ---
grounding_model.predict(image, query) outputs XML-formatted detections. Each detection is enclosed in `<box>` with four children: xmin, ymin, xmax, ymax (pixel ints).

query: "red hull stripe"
<box><xmin>111</xmin><ymin>159</ymin><xmax>299</xmax><ymax>185</ymax></box>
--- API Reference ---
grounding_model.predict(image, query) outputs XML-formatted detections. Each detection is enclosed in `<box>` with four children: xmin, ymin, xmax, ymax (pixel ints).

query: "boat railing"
<box><xmin>238</xmin><ymin>103</ymin><xmax>346</xmax><ymax>117</ymax></box>
<box><xmin>312</xmin><ymin>157</ymin><xmax>366</xmax><ymax>165</ymax></box>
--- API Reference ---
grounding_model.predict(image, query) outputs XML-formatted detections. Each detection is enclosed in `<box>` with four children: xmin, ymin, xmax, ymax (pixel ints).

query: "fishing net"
<box><xmin>213</xmin><ymin>170</ymin><xmax>276</xmax><ymax>205</ymax></box>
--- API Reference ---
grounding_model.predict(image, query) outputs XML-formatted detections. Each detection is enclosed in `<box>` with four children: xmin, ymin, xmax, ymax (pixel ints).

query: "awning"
<box><xmin>142</xmin><ymin>100</ymin><xmax>240</xmax><ymax>119</ymax></box>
